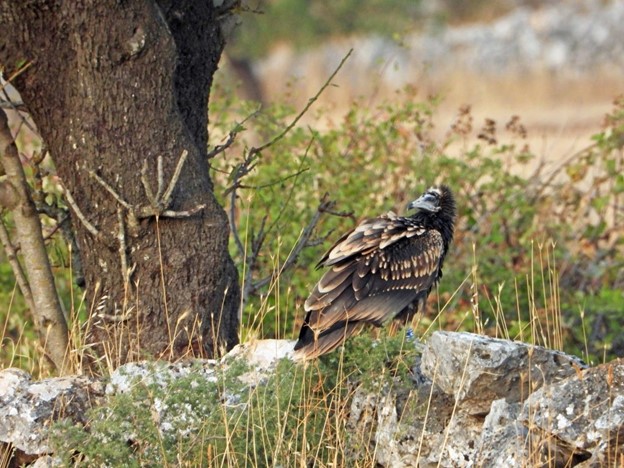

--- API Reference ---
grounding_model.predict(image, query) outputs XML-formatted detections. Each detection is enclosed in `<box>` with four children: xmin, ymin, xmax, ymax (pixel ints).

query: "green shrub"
<box><xmin>51</xmin><ymin>331</ymin><xmax>420</xmax><ymax>466</ymax></box>
<box><xmin>210</xmin><ymin>83</ymin><xmax>624</xmax><ymax>363</ymax></box>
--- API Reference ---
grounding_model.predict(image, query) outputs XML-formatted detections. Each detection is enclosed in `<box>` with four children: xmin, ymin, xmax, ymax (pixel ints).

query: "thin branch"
<box><xmin>207</xmin><ymin>130</ymin><xmax>237</xmax><ymax>160</ymax></box>
<box><xmin>0</xmin><ymin>60</ymin><xmax>33</xmax><ymax>94</ymax></box>
<box><xmin>40</xmin><ymin>213</ymin><xmax>68</xmax><ymax>243</ymax></box>
<box><xmin>160</xmin><ymin>206</ymin><xmax>206</xmax><ymax>218</ymax></box>
<box><xmin>207</xmin><ymin>107</ymin><xmax>261</xmax><ymax>160</ymax></box>
<box><xmin>251</xmin><ymin>49</ymin><xmax>353</xmax><ymax>156</ymax></box>
<box><xmin>241</xmin><ymin>214</ymin><xmax>267</xmax><ymax>305</ymax></box>
<box><xmin>0</xmin><ymin>100</ymin><xmax>25</xmax><ymax>109</ymax></box>
<box><xmin>160</xmin><ymin>149</ymin><xmax>188</xmax><ymax>209</ymax></box>
<box><xmin>264</xmin><ymin>137</ymin><xmax>313</xmax><ymax>236</ymax></box>
<box><xmin>0</xmin><ymin>217</ymin><xmax>35</xmax><ymax>313</ymax></box>
<box><xmin>223</xmin><ymin>48</ymin><xmax>353</xmax><ymax>199</ymax></box>
<box><xmin>237</xmin><ymin>167</ymin><xmax>309</xmax><ymax>190</ymax></box>
<box><xmin>154</xmin><ymin>155</ymin><xmax>165</xmax><ymax>203</ymax></box>
<box><xmin>0</xmin><ymin>81</ymin><xmax>37</xmax><ymax>134</ymax></box>
<box><xmin>223</xmin><ymin>157</ymin><xmax>258</xmax><ymax>197</ymax></box>
<box><xmin>251</xmin><ymin>194</ymin><xmax>335</xmax><ymax>293</ymax></box>
<box><xmin>227</xmin><ymin>134</ymin><xmax>312</xmax><ymax>260</ymax></box>
<box><xmin>62</xmin><ymin>185</ymin><xmax>101</xmax><ymax>238</ymax></box>
<box><xmin>226</xmin><ymin>51</ymin><xmax>354</xmax><ymax>306</ymax></box>
<box><xmin>141</xmin><ymin>159</ymin><xmax>155</xmax><ymax>203</ymax></box>
<box><xmin>35</xmin><ymin>182</ymin><xmax>85</xmax><ymax>284</ymax></box>
<box><xmin>89</xmin><ymin>150</ymin><xmax>204</xmax><ymax>221</ymax></box>
<box><xmin>229</xmin><ymin>189</ymin><xmax>245</xmax><ymax>258</ymax></box>
<box><xmin>117</xmin><ymin>207</ymin><xmax>129</xmax><ymax>287</ymax></box>
<box><xmin>88</xmin><ymin>169</ymin><xmax>133</xmax><ymax>210</ymax></box>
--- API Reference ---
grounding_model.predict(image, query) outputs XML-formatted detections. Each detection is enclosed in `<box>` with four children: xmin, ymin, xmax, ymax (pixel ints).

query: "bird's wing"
<box><xmin>318</xmin><ymin>211</ymin><xmax>425</xmax><ymax>267</ymax></box>
<box><xmin>303</xmin><ymin>221</ymin><xmax>445</xmax><ymax>334</ymax></box>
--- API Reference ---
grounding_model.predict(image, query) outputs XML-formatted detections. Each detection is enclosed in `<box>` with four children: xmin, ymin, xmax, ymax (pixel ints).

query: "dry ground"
<box><xmin>254</xmin><ymin>55</ymin><xmax>621</xmax><ymax>172</ymax></box>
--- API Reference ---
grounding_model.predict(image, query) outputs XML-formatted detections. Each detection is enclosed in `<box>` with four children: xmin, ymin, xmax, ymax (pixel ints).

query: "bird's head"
<box><xmin>408</xmin><ymin>186</ymin><xmax>446</xmax><ymax>213</ymax></box>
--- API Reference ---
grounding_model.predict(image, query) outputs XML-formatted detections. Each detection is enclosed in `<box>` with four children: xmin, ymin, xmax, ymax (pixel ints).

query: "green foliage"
<box><xmin>50</xmin><ymin>332</ymin><xmax>419</xmax><ymax>466</ymax></box>
<box><xmin>319</xmin><ymin>328</ymin><xmax>419</xmax><ymax>391</ymax></box>
<box><xmin>211</xmin><ymin>81</ymin><xmax>624</xmax><ymax>362</ymax></box>
<box><xmin>51</xmin><ymin>359</ymin><xmax>328</xmax><ymax>466</ymax></box>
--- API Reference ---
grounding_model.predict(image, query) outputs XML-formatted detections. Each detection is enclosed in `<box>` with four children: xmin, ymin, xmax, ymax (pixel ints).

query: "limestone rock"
<box><xmin>0</xmin><ymin>368</ymin><xmax>104</xmax><ymax>455</ymax></box>
<box><xmin>225</xmin><ymin>339</ymin><xmax>296</xmax><ymax>387</ymax></box>
<box><xmin>106</xmin><ymin>358</ymin><xmax>219</xmax><ymax>395</ymax></box>
<box><xmin>520</xmin><ymin>358</ymin><xmax>624</xmax><ymax>465</ymax></box>
<box><xmin>421</xmin><ymin>331</ymin><xmax>586</xmax><ymax>415</ymax></box>
<box><xmin>473</xmin><ymin>398</ymin><xmax>526</xmax><ymax>466</ymax></box>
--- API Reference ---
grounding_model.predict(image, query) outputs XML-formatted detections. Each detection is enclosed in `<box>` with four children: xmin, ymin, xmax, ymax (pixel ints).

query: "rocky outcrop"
<box><xmin>0</xmin><ymin>339</ymin><xmax>293</xmax><ymax>463</ymax></box>
<box><xmin>421</xmin><ymin>331</ymin><xmax>584</xmax><ymax>415</ymax></box>
<box><xmin>349</xmin><ymin>331</ymin><xmax>624</xmax><ymax>467</ymax></box>
<box><xmin>1</xmin><ymin>333</ymin><xmax>623</xmax><ymax>466</ymax></box>
<box><xmin>0</xmin><ymin>368</ymin><xmax>105</xmax><ymax>456</ymax></box>
<box><xmin>256</xmin><ymin>1</ymin><xmax>624</xmax><ymax>95</ymax></box>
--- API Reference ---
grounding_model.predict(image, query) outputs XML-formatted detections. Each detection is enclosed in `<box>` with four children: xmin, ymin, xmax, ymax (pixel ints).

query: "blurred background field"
<box><xmin>2</xmin><ymin>0</ymin><xmax>623</xmax><ymax>374</ymax></box>
<box><xmin>226</xmin><ymin>0</ymin><xmax>622</xmax><ymax>162</ymax></box>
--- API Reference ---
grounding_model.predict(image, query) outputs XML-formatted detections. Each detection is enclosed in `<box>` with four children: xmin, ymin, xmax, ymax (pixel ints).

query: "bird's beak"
<box><xmin>407</xmin><ymin>193</ymin><xmax>439</xmax><ymax>212</ymax></box>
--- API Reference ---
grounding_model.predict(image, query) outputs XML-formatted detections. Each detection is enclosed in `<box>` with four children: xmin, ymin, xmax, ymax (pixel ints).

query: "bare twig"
<box><xmin>223</xmin><ymin>156</ymin><xmax>259</xmax><ymax>197</ymax></box>
<box><xmin>155</xmin><ymin>155</ymin><xmax>164</xmax><ymax>203</ymax></box>
<box><xmin>160</xmin><ymin>206</ymin><xmax>206</xmax><ymax>218</ymax></box>
<box><xmin>207</xmin><ymin>129</ymin><xmax>237</xmax><ymax>160</ymax></box>
<box><xmin>237</xmin><ymin>167</ymin><xmax>310</xmax><ymax>191</ymax></box>
<box><xmin>530</xmin><ymin>143</ymin><xmax>598</xmax><ymax>204</ymax></box>
<box><xmin>250</xmin><ymin>195</ymin><xmax>334</xmax><ymax>293</ymax></box>
<box><xmin>229</xmin><ymin>188</ymin><xmax>245</xmax><ymax>258</ymax></box>
<box><xmin>224</xmin><ymin>49</ymin><xmax>352</xmax><ymax>262</ymax></box>
<box><xmin>39</xmin><ymin>213</ymin><xmax>68</xmax><ymax>243</ymax></box>
<box><xmin>0</xmin><ymin>60</ymin><xmax>33</xmax><ymax>93</ymax></box>
<box><xmin>207</xmin><ymin>106</ymin><xmax>260</xmax><ymax>160</ymax></box>
<box><xmin>117</xmin><ymin>207</ymin><xmax>129</xmax><ymax>287</ymax></box>
<box><xmin>224</xmin><ymin>49</ymin><xmax>353</xmax><ymax>198</ymax></box>
<box><xmin>264</xmin><ymin>137</ymin><xmax>313</xmax><ymax>236</ymax></box>
<box><xmin>90</xmin><ymin>150</ymin><xmax>204</xmax><ymax>221</ymax></box>
<box><xmin>243</xmin><ymin>194</ymin><xmax>353</xmax><ymax>305</ymax></box>
<box><xmin>88</xmin><ymin>169</ymin><xmax>133</xmax><ymax>210</ymax></box>
<box><xmin>74</xmin><ymin>149</ymin><xmax>207</xmax><ymax>288</ymax></box>
<box><xmin>224</xmin><ymin>49</ymin><xmax>354</xmax><ymax>306</ymax></box>
<box><xmin>62</xmin><ymin>185</ymin><xmax>102</xmax><ymax>239</ymax></box>
<box><xmin>251</xmin><ymin>49</ymin><xmax>353</xmax><ymax>156</ymax></box>
<box><xmin>141</xmin><ymin>159</ymin><xmax>156</xmax><ymax>203</ymax></box>
<box><xmin>241</xmin><ymin>214</ymin><xmax>267</xmax><ymax>305</ymax></box>
<box><xmin>0</xmin><ymin>77</ymin><xmax>37</xmax><ymax>134</ymax></box>
<box><xmin>0</xmin><ymin>100</ymin><xmax>25</xmax><ymax>109</ymax></box>
<box><xmin>160</xmin><ymin>149</ymin><xmax>188</xmax><ymax>210</ymax></box>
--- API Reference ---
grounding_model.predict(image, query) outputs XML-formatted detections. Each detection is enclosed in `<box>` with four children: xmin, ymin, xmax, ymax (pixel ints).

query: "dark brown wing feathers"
<box><xmin>295</xmin><ymin>211</ymin><xmax>447</xmax><ymax>359</ymax></box>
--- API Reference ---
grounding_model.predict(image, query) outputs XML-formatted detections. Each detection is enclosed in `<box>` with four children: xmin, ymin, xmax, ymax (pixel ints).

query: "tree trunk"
<box><xmin>0</xmin><ymin>110</ymin><xmax>69</xmax><ymax>372</ymax></box>
<box><xmin>0</xmin><ymin>1</ymin><xmax>241</xmax><ymax>364</ymax></box>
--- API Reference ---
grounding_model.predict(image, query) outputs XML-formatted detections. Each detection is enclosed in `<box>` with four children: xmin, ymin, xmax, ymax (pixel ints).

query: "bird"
<box><xmin>293</xmin><ymin>185</ymin><xmax>456</xmax><ymax>360</ymax></box>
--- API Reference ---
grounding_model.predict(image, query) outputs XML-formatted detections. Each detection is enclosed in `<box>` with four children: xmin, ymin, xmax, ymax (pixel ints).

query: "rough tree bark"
<box><xmin>0</xmin><ymin>1</ymin><xmax>241</xmax><ymax>364</ymax></box>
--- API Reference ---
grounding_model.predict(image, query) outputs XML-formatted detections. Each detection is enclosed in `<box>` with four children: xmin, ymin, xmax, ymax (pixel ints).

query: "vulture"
<box><xmin>294</xmin><ymin>185</ymin><xmax>456</xmax><ymax>359</ymax></box>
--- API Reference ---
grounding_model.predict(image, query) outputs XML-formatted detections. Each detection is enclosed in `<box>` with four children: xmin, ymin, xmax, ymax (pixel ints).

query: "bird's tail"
<box><xmin>293</xmin><ymin>321</ymin><xmax>365</xmax><ymax>360</ymax></box>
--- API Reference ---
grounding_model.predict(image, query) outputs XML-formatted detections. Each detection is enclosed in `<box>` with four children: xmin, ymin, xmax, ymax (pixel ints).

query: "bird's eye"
<box><xmin>424</xmin><ymin>192</ymin><xmax>440</xmax><ymax>203</ymax></box>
